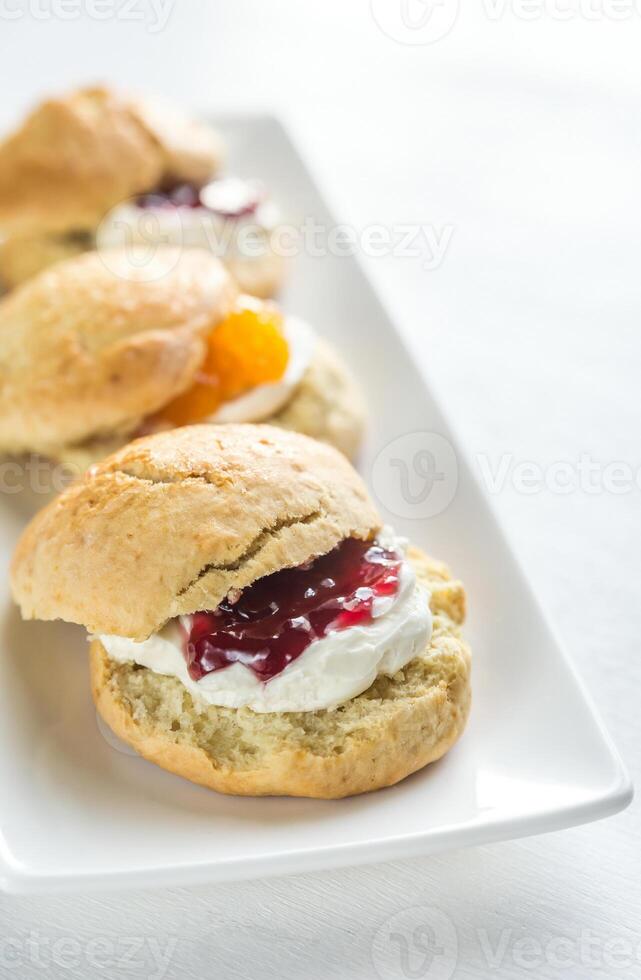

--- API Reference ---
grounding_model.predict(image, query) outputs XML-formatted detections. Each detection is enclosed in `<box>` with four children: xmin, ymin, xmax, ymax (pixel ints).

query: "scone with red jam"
<box><xmin>0</xmin><ymin>85</ymin><xmax>284</xmax><ymax>297</ymax></box>
<box><xmin>11</xmin><ymin>425</ymin><xmax>470</xmax><ymax>798</ymax></box>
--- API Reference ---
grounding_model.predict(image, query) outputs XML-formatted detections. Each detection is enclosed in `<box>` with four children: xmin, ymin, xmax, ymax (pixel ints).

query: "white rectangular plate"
<box><xmin>0</xmin><ymin>116</ymin><xmax>631</xmax><ymax>894</ymax></box>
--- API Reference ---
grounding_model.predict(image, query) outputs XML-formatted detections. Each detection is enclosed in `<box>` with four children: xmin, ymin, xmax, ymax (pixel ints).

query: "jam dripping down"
<box><xmin>184</xmin><ymin>538</ymin><xmax>402</xmax><ymax>683</ymax></box>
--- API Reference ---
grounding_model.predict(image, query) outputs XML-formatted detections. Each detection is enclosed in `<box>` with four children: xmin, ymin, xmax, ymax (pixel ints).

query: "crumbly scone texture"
<box><xmin>0</xmin><ymin>85</ymin><xmax>223</xmax><ymax>238</ymax></box>
<box><xmin>90</xmin><ymin>546</ymin><xmax>471</xmax><ymax>798</ymax></box>
<box><xmin>269</xmin><ymin>338</ymin><xmax>365</xmax><ymax>460</ymax></box>
<box><xmin>0</xmin><ymin>247</ymin><xmax>236</xmax><ymax>456</ymax></box>
<box><xmin>11</xmin><ymin>424</ymin><xmax>380</xmax><ymax>640</ymax></box>
<box><xmin>224</xmin><ymin>242</ymin><xmax>286</xmax><ymax>299</ymax></box>
<box><xmin>52</xmin><ymin>337</ymin><xmax>366</xmax><ymax>472</ymax></box>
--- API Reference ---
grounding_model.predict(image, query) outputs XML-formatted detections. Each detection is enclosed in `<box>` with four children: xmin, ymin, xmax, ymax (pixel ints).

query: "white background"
<box><xmin>1</xmin><ymin>2</ymin><xmax>640</xmax><ymax>978</ymax></box>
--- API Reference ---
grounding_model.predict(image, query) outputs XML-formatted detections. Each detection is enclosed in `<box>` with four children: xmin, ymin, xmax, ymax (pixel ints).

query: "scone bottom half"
<box><xmin>11</xmin><ymin>424</ymin><xmax>471</xmax><ymax>798</ymax></box>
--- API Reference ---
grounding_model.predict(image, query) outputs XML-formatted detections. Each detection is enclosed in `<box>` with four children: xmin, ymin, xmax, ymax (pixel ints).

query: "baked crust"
<box><xmin>0</xmin><ymin>234</ymin><xmax>362</xmax><ymax>462</ymax></box>
<box><xmin>52</xmin><ymin>336</ymin><xmax>366</xmax><ymax>472</ymax></box>
<box><xmin>0</xmin><ymin>247</ymin><xmax>237</xmax><ymax>456</ymax></box>
<box><xmin>0</xmin><ymin>86</ymin><xmax>223</xmax><ymax>238</ymax></box>
<box><xmin>0</xmin><ymin>230</ymin><xmax>91</xmax><ymax>291</ymax></box>
<box><xmin>126</xmin><ymin>91</ymin><xmax>225</xmax><ymax>189</ymax></box>
<box><xmin>90</xmin><ymin>546</ymin><xmax>470</xmax><ymax>798</ymax></box>
<box><xmin>11</xmin><ymin>424</ymin><xmax>380</xmax><ymax>640</ymax></box>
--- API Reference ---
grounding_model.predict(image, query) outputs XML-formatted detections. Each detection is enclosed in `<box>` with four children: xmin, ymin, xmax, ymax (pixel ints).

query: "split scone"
<box><xmin>10</xmin><ymin>425</ymin><xmax>471</xmax><ymax>799</ymax></box>
<box><xmin>0</xmin><ymin>247</ymin><xmax>365</xmax><ymax>467</ymax></box>
<box><xmin>0</xmin><ymin>85</ymin><xmax>283</xmax><ymax>297</ymax></box>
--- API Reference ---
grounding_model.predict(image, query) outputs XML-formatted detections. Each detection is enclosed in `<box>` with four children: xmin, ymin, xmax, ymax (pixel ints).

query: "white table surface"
<box><xmin>0</xmin><ymin>4</ymin><xmax>639</xmax><ymax>978</ymax></box>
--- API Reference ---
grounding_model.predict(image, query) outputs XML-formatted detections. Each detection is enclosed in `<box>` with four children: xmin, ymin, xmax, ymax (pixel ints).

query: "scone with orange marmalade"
<box><xmin>0</xmin><ymin>247</ymin><xmax>365</xmax><ymax>467</ymax></box>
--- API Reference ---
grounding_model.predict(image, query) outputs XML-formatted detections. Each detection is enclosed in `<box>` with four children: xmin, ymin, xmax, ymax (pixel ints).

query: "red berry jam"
<box><xmin>184</xmin><ymin>538</ymin><xmax>403</xmax><ymax>682</ymax></box>
<box><xmin>137</xmin><ymin>184</ymin><xmax>201</xmax><ymax>210</ymax></box>
<box><xmin>137</xmin><ymin>178</ymin><xmax>264</xmax><ymax>219</ymax></box>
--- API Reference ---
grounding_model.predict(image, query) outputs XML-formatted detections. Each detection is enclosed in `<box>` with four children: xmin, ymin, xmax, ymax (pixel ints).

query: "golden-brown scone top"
<box><xmin>51</xmin><ymin>335</ymin><xmax>366</xmax><ymax>473</ymax></box>
<box><xmin>0</xmin><ymin>86</ymin><xmax>224</xmax><ymax>238</ymax></box>
<box><xmin>0</xmin><ymin>229</ymin><xmax>91</xmax><ymax>290</ymax></box>
<box><xmin>0</xmin><ymin>247</ymin><xmax>237</xmax><ymax>457</ymax></box>
<box><xmin>126</xmin><ymin>92</ymin><xmax>224</xmax><ymax>191</ymax></box>
<box><xmin>11</xmin><ymin>424</ymin><xmax>381</xmax><ymax>640</ymax></box>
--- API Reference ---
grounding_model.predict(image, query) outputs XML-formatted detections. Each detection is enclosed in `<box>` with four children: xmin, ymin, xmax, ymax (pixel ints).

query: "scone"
<box><xmin>10</xmin><ymin>424</ymin><xmax>471</xmax><ymax>799</ymax></box>
<box><xmin>0</xmin><ymin>246</ymin><xmax>365</xmax><ymax>466</ymax></box>
<box><xmin>0</xmin><ymin>86</ymin><xmax>283</xmax><ymax>297</ymax></box>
